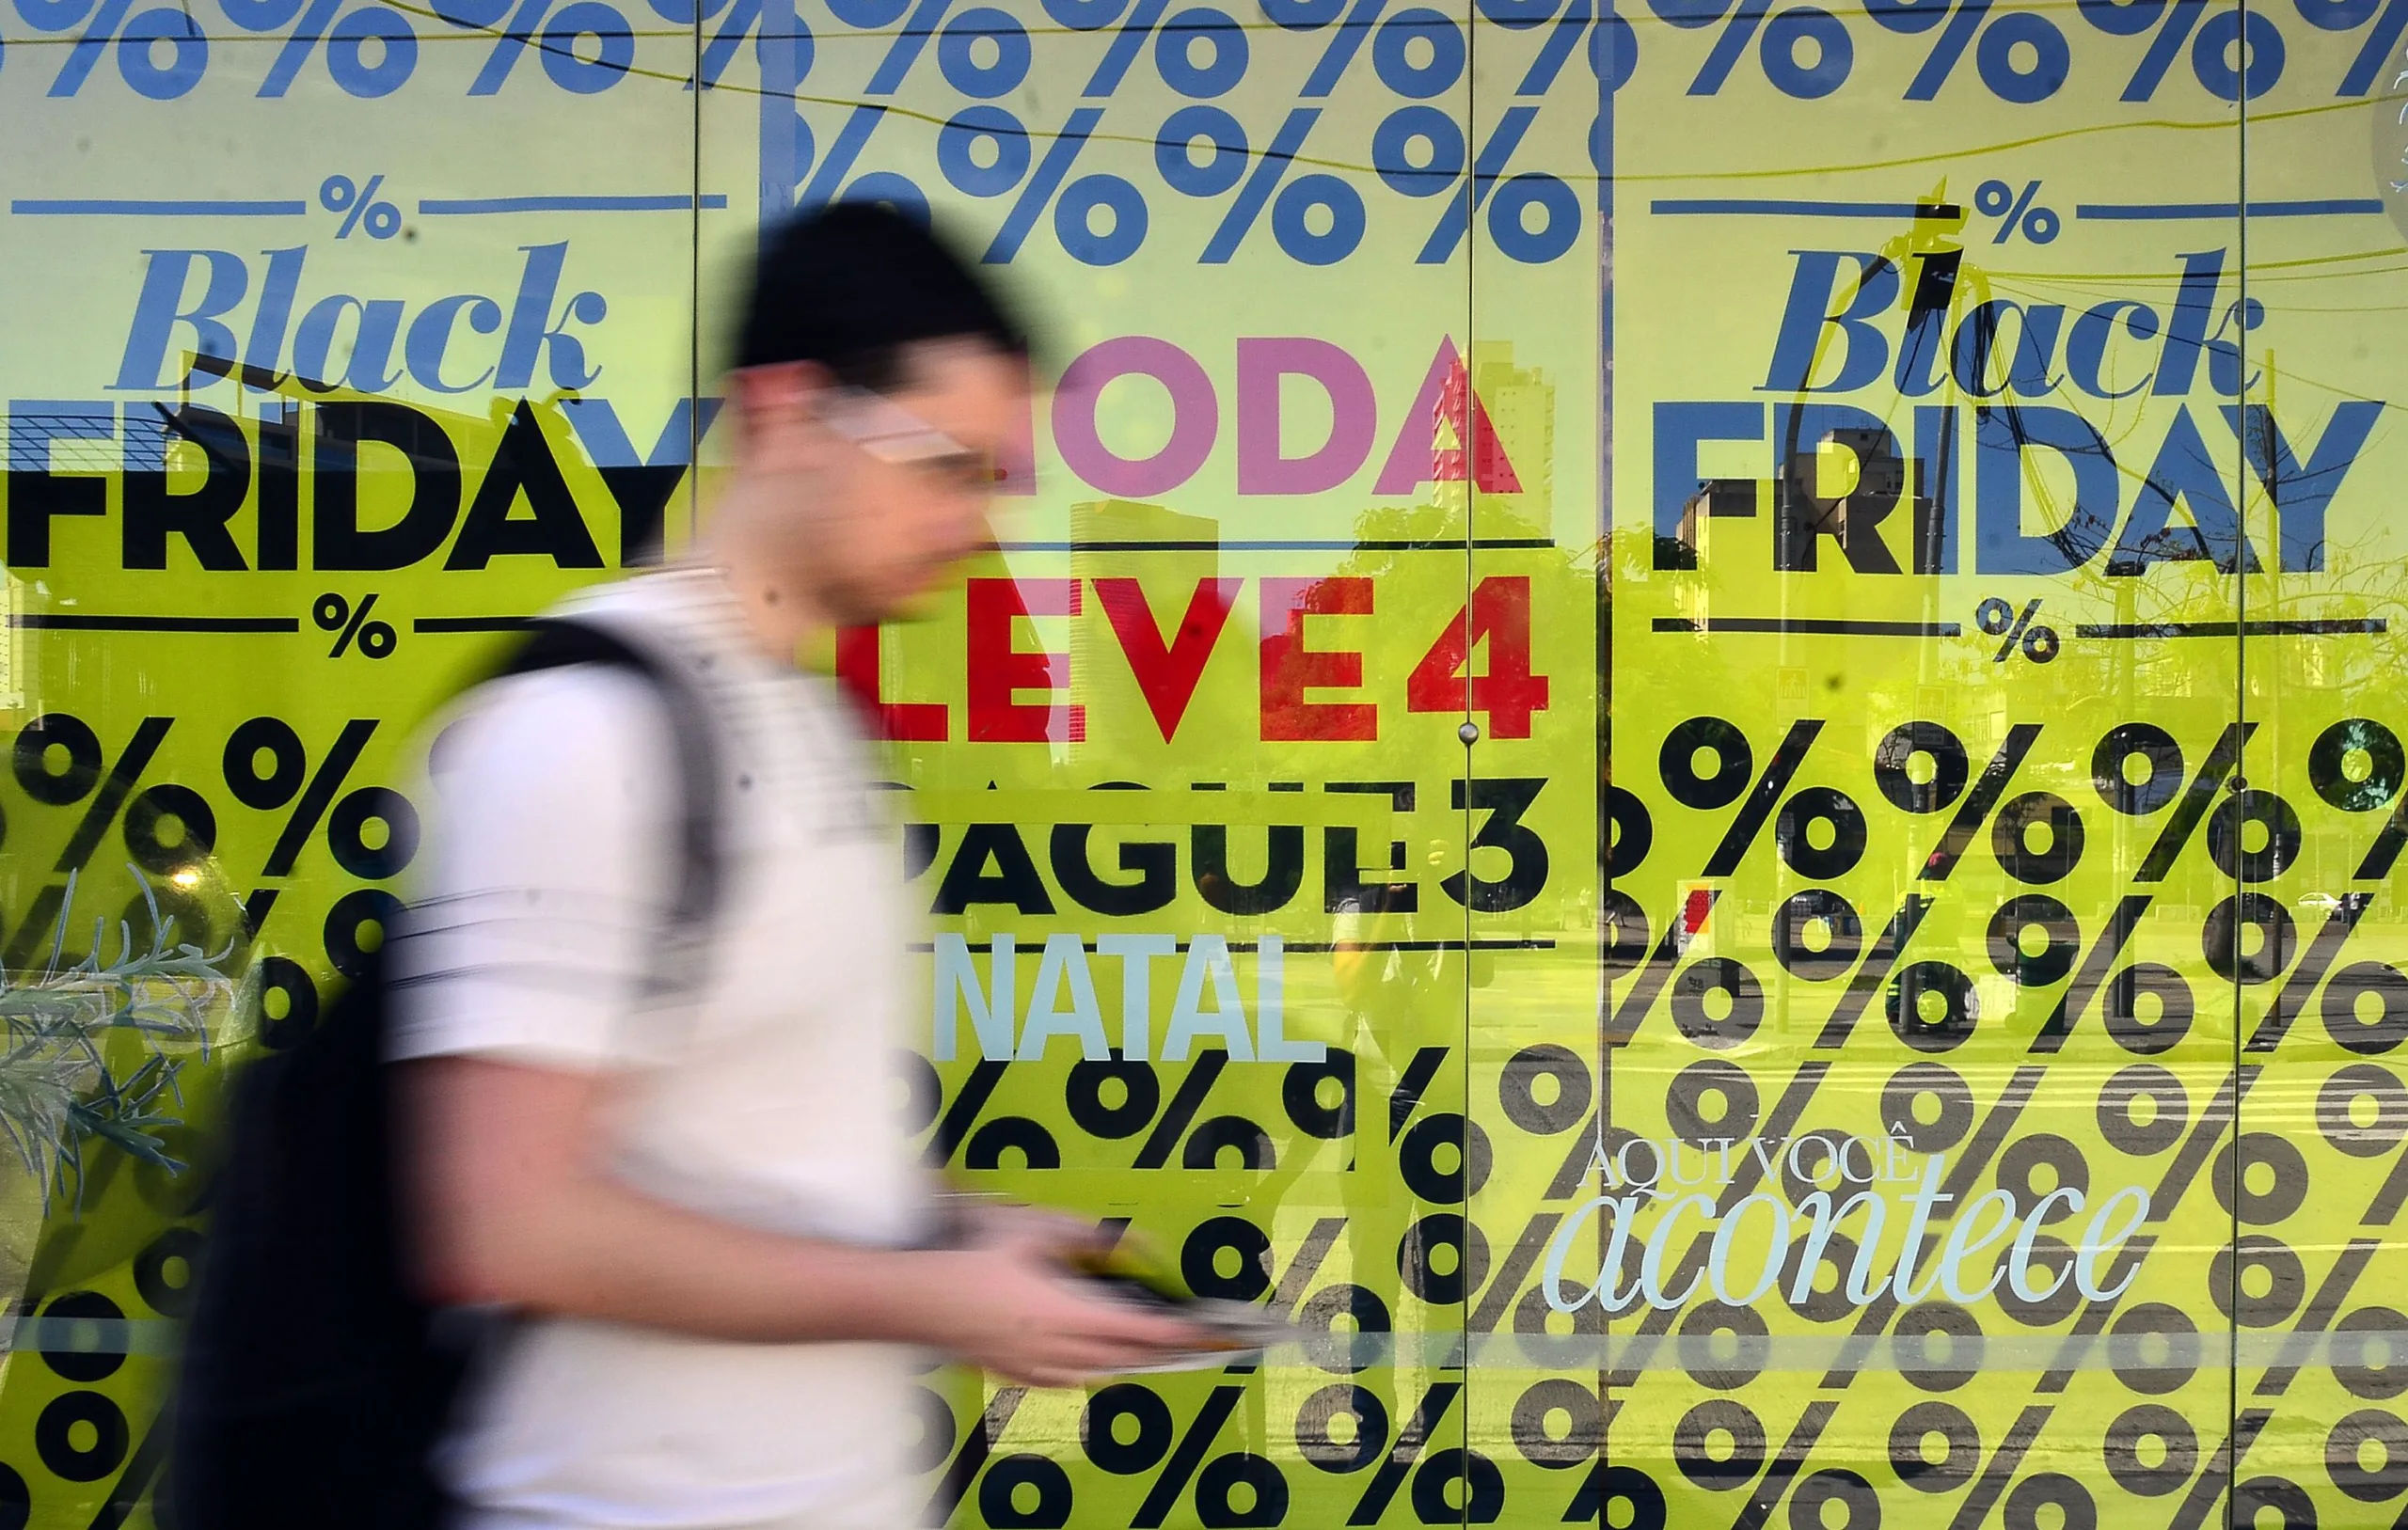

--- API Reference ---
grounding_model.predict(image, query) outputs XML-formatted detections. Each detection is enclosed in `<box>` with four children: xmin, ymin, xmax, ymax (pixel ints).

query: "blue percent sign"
<box><xmin>1368</xmin><ymin>0</ymin><xmax>1631</xmax><ymax>213</ymax></box>
<box><xmin>219</xmin><ymin>0</ymin><xmax>416</xmax><ymax>94</ymax></box>
<box><xmin>320</xmin><ymin>173</ymin><xmax>403</xmax><ymax>238</ymax></box>
<box><xmin>689</xmin><ymin>0</ymin><xmax>780</xmax><ymax>90</ymax></box>
<box><xmin>778</xmin><ymin>0</ymin><xmax>1045</xmax><ymax>223</ymax></box>
<box><xmin>17</xmin><ymin>0</ymin><xmax>208</xmax><ymax>99</ymax></box>
<box><xmin>784</xmin><ymin>0</ymin><xmax>1033</xmax><ymax>106</ymax></box>
<box><xmin>1263</xmin><ymin>0</ymin><xmax>1465</xmax><ymax>101</ymax></box>
<box><xmin>1149</xmin><ymin>7</ymin><xmax>1477</xmax><ymax>266</ymax></box>
<box><xmin>789</xmin><ymin>98</ymin><xmax>1141</xmax><ymax>266</ymax></box>
<box><xmin>769</xmin><ymin>0</ymin><xmax>961</xmax><ymax>228</ymax></box>
<box><xmin>1972</xmin><ymin>177</ymin><xmax>2060</xmax><ymax>242</ymax></box>
<box><xmin>929</xmin><ymin>104</ymin><xmax>1152</xmax><ymax>265</ymax></box>
<box><xmin>1479</xmin><ymin>0</ymin><xmax>1638</xmax><ymax>195</ymax></box>
<box><xmin>783</xmin><ymin>5</ymin><xmax>1122</xmax><ymax>253</ymax></box>
<box><xmin>1411</xmin><ymin>106</ymin><xmax>1582</xmax><ymax>264</ymax></box>
<box><xmin>433</xmin><ymin>0</ymin><xmax>635</xmax><ymax>94</ymax></box>
<box><xmin>2077</xmin><ymin>0</ymin><xmax>2285</xmax><ymax>99</ymax></box>
<box><xmin>1153</xmin><ymin>105</ymin><xmax>1367</xmax><ymax>265</ymax></box>
<box><xmin>1853</xmin><ymin>0</ymin><xmax>2071</xmax><ymax>102</ymax></box>
<box><xmin>1023</xmin><ymin>0</ymin><xmax>1253</xmax><ymax>102</ymax></box>
<box><xmin>1491</xmin><ymin>0</ymin><xmax>1639</xmax><ymax>97</ymax></box>
<box><xmin>1651</xmin><ymin>0</ymin><xmax>1854</xmax><ymax>97</ymax></box>
<box><xmin>2296</xmin><ymin>0</ymin><xmax>2408</xmax><ymax>96</ymax></box>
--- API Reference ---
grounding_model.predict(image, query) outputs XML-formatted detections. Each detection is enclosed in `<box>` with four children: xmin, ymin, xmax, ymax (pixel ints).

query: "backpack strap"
<box><xmin>492</xmin><ymin>618</ymin><xmax>723</xmax><ymax>940</ymax></box>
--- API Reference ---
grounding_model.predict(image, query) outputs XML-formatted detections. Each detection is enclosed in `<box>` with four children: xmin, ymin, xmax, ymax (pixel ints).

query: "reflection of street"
<box><xmin>1332</xmin><ymin>836</ymin><xmax>1493</xmax><ymax>1075</ymax></box>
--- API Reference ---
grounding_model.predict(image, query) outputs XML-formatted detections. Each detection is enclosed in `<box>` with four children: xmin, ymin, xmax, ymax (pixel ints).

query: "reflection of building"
<box><xmin>1470</xmin><ymin>341</ymin><xmax>1552</xmax><ymax>525</ymax></box>
<box><xmin>1770</xmin><ymin>424</ymin><xmax>1931</xmax><ymax>575</ymax></box>
<box><xmin>1671</xmin><ymin>479</ymin><xmax>1761</xmax><ymax>570</ymax></box>
<box><xmin>1663</xmin><ymin>407</ymin><xmax>1958</xmax><ymax>577</ymax></box>
<box><xmin>1068</xmin><ymin>498</ymin><xmax>1220</xmax><ymax>774</ymax></box>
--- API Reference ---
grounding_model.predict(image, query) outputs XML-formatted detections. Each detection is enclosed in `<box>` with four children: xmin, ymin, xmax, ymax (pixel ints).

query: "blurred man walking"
<box><xmin>388</xmin><ymin>205</ymin><xmax>1196</xmax><ymax>1530</ymax></box>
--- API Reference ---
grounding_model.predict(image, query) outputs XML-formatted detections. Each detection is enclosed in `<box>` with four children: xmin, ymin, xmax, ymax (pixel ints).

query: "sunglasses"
<box><xmin>819</xmin><ymin>386</ymin><xmax>999</xmax><ymax>488</ymax></box>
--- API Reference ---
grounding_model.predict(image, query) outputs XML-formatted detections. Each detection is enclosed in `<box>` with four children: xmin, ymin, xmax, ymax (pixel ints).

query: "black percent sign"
<box><xmin>1066</xmin><ymin>1051</ymin><xmax>1281</xmax><ymax>1171</ymax></box>
<box><xmin>1974</xmin><ymin>595</ymin><xmax>2060</xmax><ymax>663</ymax></box>
<box><xmin>1872</xmin><ymin>718</ymin><xmax>2073</xmax><ymax>884</ymax></box>
<box><xmin>9</xmin><ymin>712</ymin><xmax>186</xmax><ymax>877</ymax></box>
<box><xmin>4</xmin><ymin>712</ymin><xmax>223</xmax><ymax>970</ymax></box>
<box><xmin>2091</xmin><ymin>720</ymin><xmax>2298</xmax><ymax>882</ymax></box>
<box><xmin>2034</xmin><ymin>718</ymin><xmax>2353</xmax><ymax>1054</ymax></box>
<box><xmin>1658</xmin><ymin>717</ymin><xmax>1863</xmax><ymax>879</ymax></box>
<box><xmin>2308</xmin><ymin>717</ymin><xmax>2408</xmax><ymax>879</ymax></box>
<box><xmin>1301</xmin><ymin>1378</ymin><xmax>1516</xmax><ymax>1528</ymax></box>
<box><xmin>899</xmin><ymin>1048</ymin><xmax>1351</xmax><ymax>1173</ymax></box>
<box><xmin>1083</xmin><ymin>1382</ymin><xmax>1289</xmax><ymax>1529</ymax></box>
<box><xmin>314</xmin><ymin>591</ymin><xmax>396</xmax><ymax>658</ymax></box>
<box><xmin>220</xmin><ymin>717</ymin><xmax>415</xmax><ymax>881</ymax></box>
<box><xmin>222</xmin><ymin>717</ymin><xmax>417</xmax><ymax>977</ymax></box>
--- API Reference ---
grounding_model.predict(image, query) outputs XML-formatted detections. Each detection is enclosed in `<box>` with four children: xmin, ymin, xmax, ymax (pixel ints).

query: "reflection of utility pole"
<box><xmin>2255</xmin><ymin>346</ymin><xmax>2277</xmax><ymax>828</ymax></box>
<box><xmin>1879</xmin><ymin>187</ymin><xmax>1971</xmax><ymax>712</ymax></box>
<box><xmin>0</xmin><ymin>574</ymin><xmax>26</xmax><ymax>716</ymax></box>
<box><xmin>1593</xmin><ymin>197</ymin><xmax>1616</xmax><ymax>1414</ymax></box>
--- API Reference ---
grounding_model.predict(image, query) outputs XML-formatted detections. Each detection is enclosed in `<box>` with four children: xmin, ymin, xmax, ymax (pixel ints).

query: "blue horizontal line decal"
<box><xmin>2076</xmin><ymin>198</ymin><xmax>2386</xmax><ymax>219</ymax></box>
<box><xmin>14</xmin><ymin>198</ymin><xmax>309</xmax><ymax>216</ymax></box>
<box><xmin>417</xmin><ymin>194</ymin><xmax>731</xmax><ymax>213</ymax></box>
<box><xmin>1651</xmin><ymin>198</ymin><xmax>1960</xmax><ymax>218</ymax></box>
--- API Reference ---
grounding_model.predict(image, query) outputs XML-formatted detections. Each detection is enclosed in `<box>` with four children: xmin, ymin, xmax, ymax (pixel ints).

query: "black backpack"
<box><xmin>169</xmin><ymin>619</ymin><xmax>723</xmax><ymax>1530</ymax></box>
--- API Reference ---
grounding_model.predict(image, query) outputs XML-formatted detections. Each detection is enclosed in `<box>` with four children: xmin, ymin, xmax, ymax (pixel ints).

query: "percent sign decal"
<box><xmin>1074</xmin><ymin>1381</ymin><xmax>1298</xmax><ymax>1528</ymax></box>
<box><xmin>1871</xmin><ymin>0</ymin><xmax>2074</xmax><ymax>103</ymax></box>
<box><xmin>1973</xmin><ymin>178</ymin><xmax>2058</xmax><ymax>243</ymax></box>
<box><xmin>790</xmin><ymin>0</ymin><xmax>1032</xmax><ymax>227</ymax></box>
<box><xmin>1288</xmin><ymin>0</ymin><xmax>1576</xmax><ymax>269</ymax></box>
<box><xmin>1654</xmin><ymin>715</ymin><xmax>2061</xmax><ymax>895</ymax></box>
<box><xmin>2076</xmin><ymin>0</ymin><xmax>2287</xmax><ymax>100</ymax></box>
<box><xmin>219</xmin><ymin>0</ymin><xmax>419</xmax><ymax>97</ymax></box>
<box><xmin>1668</xmin><ymin>0</ymin><xmax>1858</xmax><ymax>101</ymax></box>
<box><xmin>219</xmin><ymin>715</ymin><xmax>420</xmax><ymax>962</ymax></box>
<box><xmin>1079</xmin><ymin>1368</ymin><xmax>1511</xmax><ymax>1528</ymax></box>
<box><xmin>800</xmin><ymin>93</ymin><xmax>1152</xmax><ymax>269</ymax></box>
<box><xmin>907</xmin><ymin>1047</ymin><xmax>1348</xmax><ymax>1169</ymax></box>
<box><xmin>315</xmin><ymin>592</ymin><xmax>398</xmax><ymax>658</ymax></box>
<box><xmin>1976</xmin><ymin>595</ymin><xmax>2061</xmax><ymax>662</ymax></box>
<box><xmin>2304</xmin><ymin>0</ymin><xmax>2408</xmax><ymax>97</ymax></box>
<box><xmin>21</xmin><ymin>0</ymin><xmax>209</xmax><ymax>100</ymax></box>
<box><xmin>321</xmin><ymin>175</ymin><xmax>402</xmax><ymax>239</ymax></box>
<box><xmin>220</xmin><ymin>715</ymin><xmax>416</xmax><ymax>878</ymax></box>
<box><xmin>5</xmin><ymin>717</ymin><xmax>183</xmax><ymax>973</ymax></box>
<box><xmin>431</xmin><ymin>0</ymin><xmax>637</xmax><ymax>96</ymax></box>
<box><xmin>2</xmin><ymin>713</ymin><xmax>242</xmax><ymax>969</ymax></box>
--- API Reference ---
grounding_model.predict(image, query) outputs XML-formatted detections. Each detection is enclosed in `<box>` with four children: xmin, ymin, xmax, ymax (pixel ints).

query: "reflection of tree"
<box><xmin>1</xmin><ymin>864</ymin><xmax>252</xmax><ymax>1316</ymax></box>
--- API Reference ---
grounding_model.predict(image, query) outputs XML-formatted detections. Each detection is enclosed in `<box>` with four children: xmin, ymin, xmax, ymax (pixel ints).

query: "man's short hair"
<box><xmin>736</xmin><ymin>203</ymin><xmax>1029</xmax><ymax>392</ymax></box>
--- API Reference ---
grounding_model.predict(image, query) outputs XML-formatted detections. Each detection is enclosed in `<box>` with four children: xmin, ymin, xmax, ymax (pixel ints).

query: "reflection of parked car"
<box><xmin>2299</xmin><ymin>891</ymin><xmax>2344</xmax><ymax>916</ymax></box>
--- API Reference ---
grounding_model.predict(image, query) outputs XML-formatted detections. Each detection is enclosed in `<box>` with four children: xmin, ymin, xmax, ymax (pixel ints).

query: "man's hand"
<box><xmin>911</xmin><ymin>1241</ymin><xmax>1209</xmax><ymax>1388</ymax></box>
<box><xmin>403</xmin><ymin>1056</ymin><xmax>1210</xmax><ymax>1385</ymax></box>
<box><xmin>947</xmin><ymin>1199</ymin><xmax>1108</xmax><ymax>1257</ymax></box>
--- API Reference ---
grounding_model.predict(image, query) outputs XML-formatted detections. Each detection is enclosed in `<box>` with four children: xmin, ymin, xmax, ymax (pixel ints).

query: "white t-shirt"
<box><xmin>388</xmin><ymin>569</ymin><xmax>935</xmax><ymax>1530</ymax></box>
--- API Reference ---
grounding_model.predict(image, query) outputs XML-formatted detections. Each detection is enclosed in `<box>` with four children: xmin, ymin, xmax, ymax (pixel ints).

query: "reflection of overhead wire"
<box><xmin>2241</xmin><ymin>361</ymin><xmax>2399</xmax><ymax>412</ymax></box>
<box><xmin>38</xmin><ymin>9</ymin><xmax>2401</xmax><ymax>238</ymax></box>
<box><xmin>1617</xmin><ymin>58</ymin><xmax>2387</xmax><ymax>186</ymax></box>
